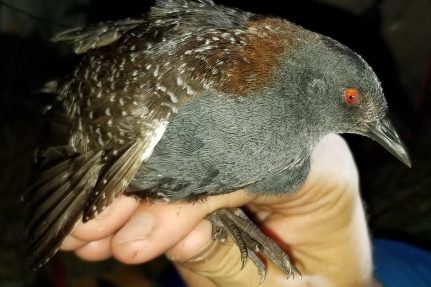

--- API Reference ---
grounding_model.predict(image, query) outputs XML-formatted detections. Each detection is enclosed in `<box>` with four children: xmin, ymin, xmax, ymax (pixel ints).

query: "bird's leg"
<box><xmin>207</xmin><ymin>208</ymin><xmax>299</xmax><ymax>282</ymax></box>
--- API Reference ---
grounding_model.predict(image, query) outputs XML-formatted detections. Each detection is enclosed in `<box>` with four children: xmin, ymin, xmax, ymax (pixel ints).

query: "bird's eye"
<box><xmin>343</xmin><ymin>88</ymin><xmax>361</xmax><ymax>106</ymax></box>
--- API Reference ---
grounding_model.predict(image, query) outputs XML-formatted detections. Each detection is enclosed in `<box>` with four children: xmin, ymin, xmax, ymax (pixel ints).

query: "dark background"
<box><xmin>1</xmin><ymin>0</ymin><xmax>430</xmax><ymax>286</ymax></box>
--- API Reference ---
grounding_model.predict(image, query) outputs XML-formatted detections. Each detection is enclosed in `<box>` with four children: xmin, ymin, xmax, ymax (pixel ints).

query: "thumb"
<box><xmin>166</xmin><ymin>220</ymin><xmax>288</xmax><ymax>287</ymax></box>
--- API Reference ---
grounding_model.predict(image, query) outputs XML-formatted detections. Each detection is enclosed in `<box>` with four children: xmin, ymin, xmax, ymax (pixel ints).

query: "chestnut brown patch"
<box><xmin>166</xmin><ymin>17</ymin><xmax>310</xmax><ymax>98</ymax></box>
<box><xmin>214</xmin><ymin>18</ymin><xmax>309</xmax><ymax>96</ymax></box>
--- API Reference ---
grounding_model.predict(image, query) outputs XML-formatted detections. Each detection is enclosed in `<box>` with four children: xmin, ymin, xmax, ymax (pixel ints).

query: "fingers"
<box><xmin>61</xmin><ymin>236</ymin><xmax>87</xmax><ymax>251</ymax></box>
<box><xmin>110</xmin><ymin>191</ymin><xmax>252</xmax><ymax>264</ymax></box>
<box><xmin>60</xmin><ymin>196</ymin><xmax>139</xmax><ymax>253</ymax></box>
<box><xmin>72</xmin><ymin>196</ymin><xmax>140</xmax><ymax>241</ymax></box>
<box><xmin>165</xmin><ymin>220</ymin><xmax>214</xmax><ymax>263</ymax></box>
<box><xmin>75</xmin><ymin>236</ymin><xmax>113</xmax><ymax>261</ymax></box>
<box><xmin>63</xmin><ymin>187</ymin><xmax>252</xmax><ymax>263</ymax></box>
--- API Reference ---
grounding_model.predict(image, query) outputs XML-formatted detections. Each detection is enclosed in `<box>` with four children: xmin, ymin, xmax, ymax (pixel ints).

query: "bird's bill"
<box><xmin>365</xmin><ymin>116</ymin><xmax>411</xmax><ymax>167</ymax></box>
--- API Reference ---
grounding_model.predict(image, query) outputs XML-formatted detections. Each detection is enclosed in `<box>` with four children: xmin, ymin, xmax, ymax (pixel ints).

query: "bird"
<box><xmin>23</xmin><ymin>0</ymin><xmax>411</xmax><ymax>281</ymax></box>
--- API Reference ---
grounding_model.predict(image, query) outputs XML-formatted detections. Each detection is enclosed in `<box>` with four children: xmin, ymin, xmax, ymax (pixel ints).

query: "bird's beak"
<box><xmin>365</xmin><ymin>116</ymin><xmax>411</xmax><ymax>168</ymax></box>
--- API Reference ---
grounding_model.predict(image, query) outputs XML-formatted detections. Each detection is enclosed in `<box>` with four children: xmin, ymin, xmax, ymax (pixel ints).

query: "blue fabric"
<box><xmin>373</xmin><ymin>239</ymin><xmax>431</xmax><ymax>287</ymax></box>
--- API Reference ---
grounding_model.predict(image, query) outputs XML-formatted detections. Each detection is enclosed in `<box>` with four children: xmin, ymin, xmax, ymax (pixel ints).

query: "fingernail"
<box><xmin>116</xmin><ymin>213</ymin><xmax>154</xmax><ymax>243</ymax></box>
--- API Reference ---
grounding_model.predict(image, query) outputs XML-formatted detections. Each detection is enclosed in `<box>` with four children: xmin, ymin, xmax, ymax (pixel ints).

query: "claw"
<box><xmin>213</xmin><ymin>226</ymin><xmax>227</xmax><ymax>242</ymax></box>
<box><xmin>218</xmin><ymin>211</ymin><xmax>248</xmax><ymax>269</ymax></box>
<box><xmin>208</xmin><ymin>208</ymin><xmax>300</xmax><ymax>282</ymax></box>
<box><xmin>292</xmin><ymin>265</ymin><xmax>302</xmax><ymax>279</ymax></box>
<box><xmin>240</xmin><ymin>248</ymin><xmax>248</xmax><ymax>270</ymax></box>
<box><xmin>248</xmin><ymin>251</ymin><xmax>266</xmax><ymax>284</ymax></box>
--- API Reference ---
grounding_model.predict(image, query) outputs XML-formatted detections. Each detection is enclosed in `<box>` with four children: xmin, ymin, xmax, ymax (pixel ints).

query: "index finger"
<box><xmin>61</xmin><ymin>195</ymin><xmax>139</xmax><ymax>246</ymax></box>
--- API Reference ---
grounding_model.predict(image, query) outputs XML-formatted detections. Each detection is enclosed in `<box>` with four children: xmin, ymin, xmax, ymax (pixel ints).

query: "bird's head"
<box><xmin>280</xmin><ymin>35</ymin><xmax>411</xmax><ymax>167</ymax></box>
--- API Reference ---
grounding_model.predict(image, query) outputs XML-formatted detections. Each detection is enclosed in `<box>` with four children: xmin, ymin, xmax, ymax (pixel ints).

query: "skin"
<box><xmin>60</xmin><ymin>134</ymin><xmax>377</xmax><ymax>287</ymax></box>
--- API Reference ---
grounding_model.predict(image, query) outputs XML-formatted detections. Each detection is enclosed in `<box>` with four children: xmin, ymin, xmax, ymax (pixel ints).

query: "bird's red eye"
<box><xmin>343</xmin><ymin>88</ymin><xmax>361</xmax><ymax>106</ymax></box>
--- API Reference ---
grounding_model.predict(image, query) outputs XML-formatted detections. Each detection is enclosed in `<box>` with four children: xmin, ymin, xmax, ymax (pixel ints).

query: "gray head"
<box><xmin>279</xmin><ymin>35</ymin><xmax>411</xmax><ymax>167</ymax></box>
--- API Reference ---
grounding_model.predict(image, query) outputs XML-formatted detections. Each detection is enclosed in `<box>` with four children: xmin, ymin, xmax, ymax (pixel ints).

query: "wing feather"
<box><xmin>52</xmin><ymin>18</ymin><xmax>145</xmax><ymax>54</ymax></box>
<box><xmin>25</xmin><ymin>150</ymin><xmax>103</xmax><ymax>267</ymax></box>
<box><xmin>83</xmin><ymin>120</ymin><xmax>168</xmax><ymax>221</ymax></box>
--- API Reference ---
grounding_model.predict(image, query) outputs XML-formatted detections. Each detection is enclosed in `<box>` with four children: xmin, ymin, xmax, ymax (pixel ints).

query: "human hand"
<box><xmin>60</xmin><ymin>134</ymin><xmax>373</xmax><ymax>287</ymax></box>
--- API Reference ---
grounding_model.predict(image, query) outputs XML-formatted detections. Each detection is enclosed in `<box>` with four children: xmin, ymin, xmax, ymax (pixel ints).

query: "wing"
<box><xmin>24</xmin><ymin>98</ymin><xmax>169</xmax><ymax>268</ymax></box>
<box><xmin>24</xmin><ymin>35</ymin><xmax>173</xmax><ymax>267</ymax></box>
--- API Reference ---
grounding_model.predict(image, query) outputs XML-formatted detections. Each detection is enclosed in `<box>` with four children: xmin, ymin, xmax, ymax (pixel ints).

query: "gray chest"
<box><xmin>129</xmin><ymin>90</ymin><xmax>312</xmax><ymax>200</ymax></box>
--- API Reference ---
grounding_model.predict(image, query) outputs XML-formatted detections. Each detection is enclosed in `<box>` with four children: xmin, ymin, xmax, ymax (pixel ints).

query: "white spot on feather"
<box><xmin>176</xmin><ymin>77</ymin><xmax>184</xmax><ymax>86</ymax></box>
<box><xmin>141</xmin><ymin>120</ymin><xmax>168</xmax><ymax>161</ymax></box>
<box><xmin>156</xmin><ymin>84</ymin><xmax>167</xmax><ymax>93</ymax></box>
<box><xmin>153</xmin><ymin>65</ymin><xmax>160</xmax><ymax>77</ymax></box>
<box><xmin>167</xmin><ymin>91</ymin><xmax>178</xmax><ymax>103</ymax></box>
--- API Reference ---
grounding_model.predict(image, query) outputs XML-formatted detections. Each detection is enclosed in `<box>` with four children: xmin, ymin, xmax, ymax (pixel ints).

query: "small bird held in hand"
<box><xmin>24</xmin><ymin>0</ymin><xmax>411</xmax><ymax>281</ymax></box>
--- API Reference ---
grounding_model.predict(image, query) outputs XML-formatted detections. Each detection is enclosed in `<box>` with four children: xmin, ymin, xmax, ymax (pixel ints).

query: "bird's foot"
<box><xmin>207</xmin><ymin>208</ymin><xmax>300</xmax><ymax>283</ymax></box>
